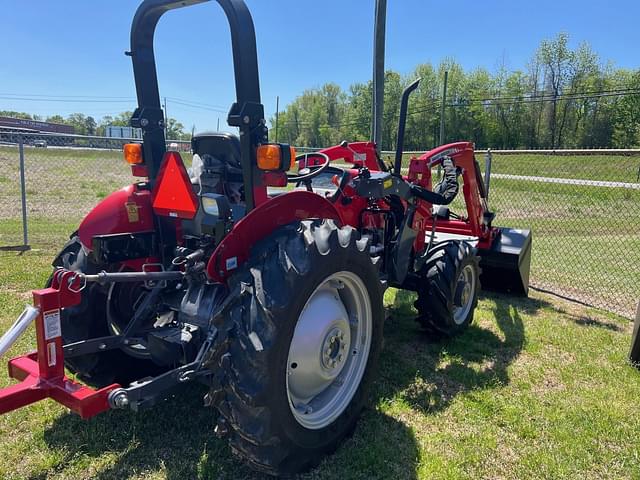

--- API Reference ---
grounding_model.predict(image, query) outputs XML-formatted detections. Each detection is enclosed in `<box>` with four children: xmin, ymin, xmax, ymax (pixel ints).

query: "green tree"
<box><xmin>66</xmin><ymin>113</ymin><xmax>88</xmax><ymax>135</ymax></box>
<box><xmin>45</xmin><ymin>115</ymin><xmax>66</xmax><ymax>124</ymax></box>
<box><xmin>166</xmin><ymin>117</ymin><xmax>187</xmax><ymax>140</ymax></box>
<box><xmin>84</xmin><ymin>116</ymin><xmax>97</xmax><ymax>136</ymax></box>
<box><xmin>0</xmin><ymin>111</ymin><xmax>34</xmax><ymax>120</ymax></box>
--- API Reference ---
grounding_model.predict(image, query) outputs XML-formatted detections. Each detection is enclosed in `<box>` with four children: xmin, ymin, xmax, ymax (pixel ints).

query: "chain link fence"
<box><xmin>483</xmin><ymin>149</ymin><xmax>640</xmax><ymax>318</ymax></box>
<box><xmin>0</xmin><ymin>133</ymin><xmax>190</xmax><ymax>251</ymax></box>
<box><xmin>1</xmin><ymin>133</ymin><xmax>638</xmax><ymax>317</ymax></box>
<box><xmin>379</xmin><ymin>148</ymin><xmax>640</xmax><ymax>318</ymax></box>
<box><xmin>0</xmin><ymin>141</ymin><xmax>27</xmax><ymax>251</ymax></box>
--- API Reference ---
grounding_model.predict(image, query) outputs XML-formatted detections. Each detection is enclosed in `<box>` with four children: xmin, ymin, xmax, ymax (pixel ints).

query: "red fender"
<box><xmin>78</xmin><ymin>184</ymin><xmax>155</xmax><ymax>250</ymax></box>
<box><xmin>303</xmin><ymin>141</ymin><xmax>380</xmax><ymax>170</ymax></box>
<box><xmin>207</xmin><ymin>191</ymin><xmax>344</xmax><ymax>282</ymax></box>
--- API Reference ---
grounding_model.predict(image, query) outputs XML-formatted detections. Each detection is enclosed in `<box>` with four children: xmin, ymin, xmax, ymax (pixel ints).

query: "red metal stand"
<box><xmin>0</xmin><ymin>270</ymin><xmax>119</xmax><ymax>419</ymax></box>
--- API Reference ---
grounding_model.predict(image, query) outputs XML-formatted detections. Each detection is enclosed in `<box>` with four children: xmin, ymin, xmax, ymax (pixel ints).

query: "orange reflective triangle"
<box><xmin>152</xmin><ymin>151</ymin><xmax>199</xmax><ymax>219</ymax></box>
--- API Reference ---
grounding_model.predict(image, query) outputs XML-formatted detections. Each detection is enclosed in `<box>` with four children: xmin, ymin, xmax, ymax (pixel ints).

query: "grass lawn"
<box><xmin>0</xmin><ymin>146</ymin><xmax>639</xmax><ymax>477</ymax></box>
<box><xmin>0</xmin><ymin>239</ymin><xmax>639</xmax><ymax>479</ymax></box>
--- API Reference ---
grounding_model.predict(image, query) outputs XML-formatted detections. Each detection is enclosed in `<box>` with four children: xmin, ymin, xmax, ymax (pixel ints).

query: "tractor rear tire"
<box><xmin>51</xmin><ymin>235</ymin><xmax>160</xmax><ymax>387</ymax></box>
<box><xmin>216</xmin><ymin>220</ymin><xmax>384</xmax><ymax>476</ymax></box>
<box><xmin>414</xmin><ymin>240</ymin><xmax>480</xmax><ymax>338</ymax></box>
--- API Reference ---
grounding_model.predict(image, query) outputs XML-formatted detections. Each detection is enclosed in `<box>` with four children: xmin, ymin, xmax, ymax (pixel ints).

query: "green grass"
<box><xmin>0</xmin><ymin>152</ymin><xmax>639</xmax><ymax>478</ymax></box>
<box><xmin>0</xmin><ymin>244</ymin><xmax>639</xmax><ymax>479</ymax></box>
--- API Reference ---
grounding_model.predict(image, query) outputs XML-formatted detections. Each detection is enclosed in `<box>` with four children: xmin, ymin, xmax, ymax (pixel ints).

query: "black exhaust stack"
<box><xmin>394</xmin><ymin>78</ymin><xmax>421</xmax><ymax>175</ymax></box>
<box><xmin>371</xmin><ymin>0</ymin><xmax>386</xmax><ymax>148</ymax></box>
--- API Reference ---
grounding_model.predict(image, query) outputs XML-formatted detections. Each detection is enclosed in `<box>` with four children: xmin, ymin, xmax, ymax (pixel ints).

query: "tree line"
<box><xmin>0</xmin><ymin>110</ymin><xmax>190</xmax><ymax>140</ymax></box>
<box><xmin>270</xmin><ymin>34</ymin><xmax>640</xmax><ymax>150</ymax></box>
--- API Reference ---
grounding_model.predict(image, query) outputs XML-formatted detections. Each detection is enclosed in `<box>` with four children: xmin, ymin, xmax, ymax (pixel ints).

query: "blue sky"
<box><xmin>1</xmin><ymin>0</ymin><xmax>638</xmax><ymax>132</ymax></box>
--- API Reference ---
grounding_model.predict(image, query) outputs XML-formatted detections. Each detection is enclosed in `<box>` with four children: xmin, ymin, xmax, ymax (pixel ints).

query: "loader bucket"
<box><xmin>478</xmin><ymin>227</ymin><xmax>532</xmax><ymax>295</ymax></box>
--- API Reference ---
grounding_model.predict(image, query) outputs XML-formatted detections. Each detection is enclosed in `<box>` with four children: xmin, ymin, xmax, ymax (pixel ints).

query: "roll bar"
<box><xmin>128</xmin><ymin>0</ymin><xmax>267</xmax><ymax>210</ymax></box>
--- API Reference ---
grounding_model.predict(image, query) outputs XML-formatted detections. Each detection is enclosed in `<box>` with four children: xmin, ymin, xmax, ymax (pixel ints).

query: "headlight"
<box><xmin>200</xmin><ymin>193</ymin><xmax>231</xmax><ymax>221</ymax></box>
<box><xmin>202</xmin><ymin>195</ymin><xmax>220</xmax><ymax>217</ymax></box>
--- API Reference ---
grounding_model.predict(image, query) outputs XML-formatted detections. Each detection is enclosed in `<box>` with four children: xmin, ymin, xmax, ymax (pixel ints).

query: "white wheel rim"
<box><xmin>286</xmin><ymin>271</ymin><xmax>372</xmax><ymax>430</ymax></box>
<box><xmin>453</xmin><ymin>264</ymin><xmax>476</xmax><ymax>325</ymax></box>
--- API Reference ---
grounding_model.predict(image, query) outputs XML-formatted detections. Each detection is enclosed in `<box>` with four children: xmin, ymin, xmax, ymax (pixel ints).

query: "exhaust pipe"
<box><xmin>394</xmin><ymin>78</ymin><xmax>421</xmax><ymax>175</ymax></box>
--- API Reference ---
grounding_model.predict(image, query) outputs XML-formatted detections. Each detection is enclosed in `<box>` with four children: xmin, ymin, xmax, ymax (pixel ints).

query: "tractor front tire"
<box><xmin>216</xmin><ymin>220</ymin><xmax>384</xmax><ymax>476</ymax></box>
<box><xmin>51</xmin><ymin>235</ymin><xmax>159</xmax><ymax>387</ymax></box>
<box><xmin>414</xmin><ymin>240</ymin><xmax>480</xmax><ymax>338</ymax></box>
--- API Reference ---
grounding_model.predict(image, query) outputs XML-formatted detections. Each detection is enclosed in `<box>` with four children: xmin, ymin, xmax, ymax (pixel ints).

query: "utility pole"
<box><xmin>439</xmin><ymin>71</ymin><xmax>448</xmax><ymax>146</ymax></box>
<box><xmin>217</xmin><ymin>118</ymin><xmax>220</xmax><ymax>131</ymax></box>
<box><xmin>163</xmin><ymin>97</ymin><xmax>168</xmax><ymax>140</ymax></box>
<box><xmin>372</xmin><ymin>0</ymin><xmax>387</xmax><ymax>149</ymax></box>
<box><xmin>275</xmin><ymin>95</ymin><xmax>280</xmax><ymax>143</ymax></box>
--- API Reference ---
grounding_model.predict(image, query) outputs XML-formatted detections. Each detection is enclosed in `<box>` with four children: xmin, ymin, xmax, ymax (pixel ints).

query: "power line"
<box><xmin>166</xmin><ymin>99</ymin><xmax>228</xmax><ymax>114</ymax></box>
<box><xmin>456</xmin><ymin>85</ymin><xmax>640</xmax><ymax>104</ymax></box>
<box><xmin>0</xmin><ymin>93</ymin><xmax>134</xmax><ymax>100</ymax></box>
<box><xmin>0</xmin><ymin>96</ymin><xmax>134</xmax><ymax>104</ymax></box>
<box><xmin>274</xmin><ymin>88</ymin><xmax>640</xmax><ymax>131</ymax></box>
<box><xmin>0</xmin><ymin>92</ymin><xmax>230</xmax><ymax>112</ymax></box>
<box><xmin>448</xmin><ymin>89</ymin><xmax>640</xmax><ymax>108</ymax></box>
<box><xmin>165</xmin><ymin>97</ymin><xmax>228</xmax><ymax>111</ymax></box>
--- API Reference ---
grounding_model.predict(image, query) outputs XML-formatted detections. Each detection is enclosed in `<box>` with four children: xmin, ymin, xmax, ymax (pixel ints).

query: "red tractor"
<box><xmin>0</xmin><ymin>0</ymin><xmax>531</xmax><ymax>476</ymax></box>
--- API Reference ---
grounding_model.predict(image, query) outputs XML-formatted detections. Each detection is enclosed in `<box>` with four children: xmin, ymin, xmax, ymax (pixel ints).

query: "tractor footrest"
<box><xmin>0</xmin><ymin>352</ymin><xmax>118</xmax><ymax>419</ymax></box>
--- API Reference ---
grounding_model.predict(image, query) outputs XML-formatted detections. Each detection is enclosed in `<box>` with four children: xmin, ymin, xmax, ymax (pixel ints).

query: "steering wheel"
<box><xmin>286</xmin><ymin>152</ymin><xmax>331</xmax><ymax>183</ymax></box>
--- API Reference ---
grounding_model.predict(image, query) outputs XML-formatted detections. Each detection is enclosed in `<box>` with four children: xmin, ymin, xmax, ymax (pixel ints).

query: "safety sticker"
<box><xmin>226</xmin><ymin>256</ymin><xmax>238</xmax><ymax>271</ymax></box>
<box><xmin>125</xmin><ymin>201</ymin><xmax>140</xmax><ymax>223</ymax></box>
<box><xmin>47</xmin><ymin>342</ymin><xmax>56</xmax><ymax>367</ymax></box>
<box><xmin>44</xmin><ymin>309</ymin><xmax>62</xmax><ymax>340</ymax></box>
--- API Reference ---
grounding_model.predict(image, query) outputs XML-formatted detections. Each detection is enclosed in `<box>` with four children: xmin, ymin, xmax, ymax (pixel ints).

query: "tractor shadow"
<box><xmin>36</xmin><ymin>290</ymin><xmax>540</xmax><ymax>479</ymax></box>
<box><xmin>378</xmin><ymin>289</ymin><xmax>540</xmax><ymax>415</ymax></box>
<box><xmin>38</xmin><ymin>383</ymin><xmax>418</xmax><ymax>480</ymax></box>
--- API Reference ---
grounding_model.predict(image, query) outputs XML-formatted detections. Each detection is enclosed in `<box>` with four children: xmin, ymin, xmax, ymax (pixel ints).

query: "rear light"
<box><xmin>124</xmin><ymin>143</ymin><xmax>143</xmax><ymax>165</ymax></box>
<box><xmin>256</xmin><ymin>144</ymin><xmax>296</xmax><ymax>171</ymax></box>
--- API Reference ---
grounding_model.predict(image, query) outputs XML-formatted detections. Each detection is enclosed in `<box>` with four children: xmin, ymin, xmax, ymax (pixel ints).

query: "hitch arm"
<box><xmin>0</xmin><ymin>271</ymin><xmax>120</xmax><ymax>419</ymax></box>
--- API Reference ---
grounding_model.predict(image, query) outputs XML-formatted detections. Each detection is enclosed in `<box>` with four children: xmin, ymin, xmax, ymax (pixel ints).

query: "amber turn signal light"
<box><xmin>256</xmin><ymin>144</ymin><xmax>296</xmax><ymax>171</ymax></box>
<box><xmin>124</xmin><ymin>143</ymin><xmax>143</xmax><ymax>165</ymax></box>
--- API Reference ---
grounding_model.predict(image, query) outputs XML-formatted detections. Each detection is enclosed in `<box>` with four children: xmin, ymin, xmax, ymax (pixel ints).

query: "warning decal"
<box><xmin>44</xmin><ymin>309</ymin><xmax>62</xmax><ymax>340</ymax></box>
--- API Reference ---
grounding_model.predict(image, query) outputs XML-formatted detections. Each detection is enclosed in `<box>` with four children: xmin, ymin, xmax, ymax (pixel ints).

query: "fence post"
<box><xmin>630</xmin><ymin>299</ymin><xmax>640</xmax><ymax>365</ymax></box>
<box><xmin>0</xmin><ymin>136</ymin><xmax>30</xmax><ymax>252</ymax></box>
<box><xmin>18</xmin><ymin>137</ymin><xmax>30</xmax><ymax>251</ymax></box>
<box><xmin>484</xmin><ymin>148</ymin><xmax>492</xmax><ymax>200</ymax></box>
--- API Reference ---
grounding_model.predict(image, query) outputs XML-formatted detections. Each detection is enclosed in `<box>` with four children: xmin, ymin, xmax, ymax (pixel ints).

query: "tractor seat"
<box><xmin>191</xmin><ymin>131</ymin><xmax>241</xmax><ymax>169</ymax></box>
<box><xmin>189</xmin><ymin>132</ymin><xmax>244</xmax><ymax>198</ymax></box>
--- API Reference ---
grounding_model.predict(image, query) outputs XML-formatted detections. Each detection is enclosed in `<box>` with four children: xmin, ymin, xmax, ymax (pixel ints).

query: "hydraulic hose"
<box><xmin>410</xmin><ymin>156</ymin><xmax>459</xmax><ymax>205</ymax></box>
